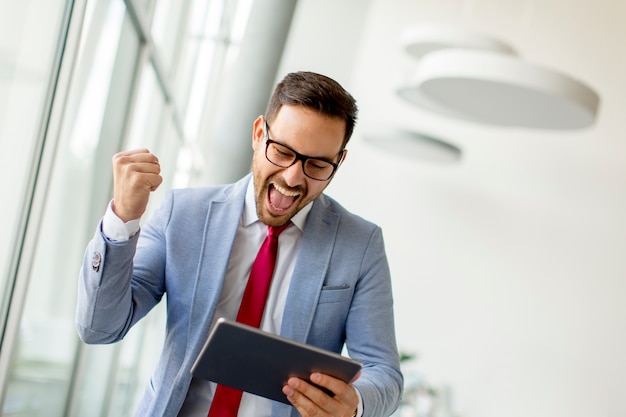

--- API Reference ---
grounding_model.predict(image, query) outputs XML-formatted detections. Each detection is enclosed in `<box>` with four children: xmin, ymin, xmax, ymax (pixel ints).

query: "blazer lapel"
<box><xmin>187</xmin><ymin>176</ymin><xmax>248</xmax><ymax>360</ymax></box>
<box><xmin>280</xmin><ymin>195</ymin><xmax>339</xmax><ymax>343</ymax></box>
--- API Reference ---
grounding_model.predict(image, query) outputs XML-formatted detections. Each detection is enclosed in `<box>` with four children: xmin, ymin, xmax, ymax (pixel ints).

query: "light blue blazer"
<box><xmin>76</xmin><ymin>174</ymin><xmax>403</xmax><ymax>417</ymax></box>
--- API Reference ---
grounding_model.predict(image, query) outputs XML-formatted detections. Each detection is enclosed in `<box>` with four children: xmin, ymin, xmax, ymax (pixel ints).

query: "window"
<box><xmin>0</xmin><ymin>0</ymin><xmax>70</xmax><ymax>344</ymax></box>
<box><xmin>1</xmin><ymin>1</ymin><xmax>139</xmax><ymax>415</ymax></box>
<box><xmin>0</xmin><ymin>0</ymin><xmax>254</xmax><ymax>415</ymax></box>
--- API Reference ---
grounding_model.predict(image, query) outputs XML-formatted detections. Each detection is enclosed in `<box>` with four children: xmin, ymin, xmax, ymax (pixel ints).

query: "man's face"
<box><xmin>251</xmin><ymin>104</ymin><xmax>347</xmax><ymax>227</ymax></box>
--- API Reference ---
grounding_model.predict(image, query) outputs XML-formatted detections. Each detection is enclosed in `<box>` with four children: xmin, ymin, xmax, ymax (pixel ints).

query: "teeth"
<box><xmin>273</xmin><ymin>183</ymin><xmax>299</xmax><ymax>197</ymax></box>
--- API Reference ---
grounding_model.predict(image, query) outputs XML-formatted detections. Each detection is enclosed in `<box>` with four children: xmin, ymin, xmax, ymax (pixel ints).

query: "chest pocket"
<box><xmin>318</xmin><ymin>283</ymin><xmax>352</xmax><ymax>304</ymax></box>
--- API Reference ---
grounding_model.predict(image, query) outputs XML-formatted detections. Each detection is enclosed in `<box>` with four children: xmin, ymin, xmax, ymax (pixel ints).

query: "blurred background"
<box><xmin>1</xmin><ymin>0</ymin><xmax>625</xmax><ymax>416</ymax></box>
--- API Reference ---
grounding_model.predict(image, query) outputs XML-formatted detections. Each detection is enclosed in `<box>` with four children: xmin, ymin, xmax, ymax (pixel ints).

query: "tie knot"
<box><xmin>267</xmin><ymin>222</ymin><xmax>290</xmax><ymax>239</ymax></box>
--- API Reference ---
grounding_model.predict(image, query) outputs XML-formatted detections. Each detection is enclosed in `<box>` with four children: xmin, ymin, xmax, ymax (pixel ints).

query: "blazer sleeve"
<box><xmin>75</xmin><ymin>192</ymin><xmax>173</xmax><ymax>344</ymax></box>
<box><xmin>347</xmin><ymin>226</ymin><xmax>404</xmax><ymax>416</ymax></box>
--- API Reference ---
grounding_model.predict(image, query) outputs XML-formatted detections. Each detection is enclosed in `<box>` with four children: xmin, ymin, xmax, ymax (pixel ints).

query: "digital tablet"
<box><xmin>190</xmin><ymin>318</ymin><xmax>362</xmax><ymax>404</ymax></box>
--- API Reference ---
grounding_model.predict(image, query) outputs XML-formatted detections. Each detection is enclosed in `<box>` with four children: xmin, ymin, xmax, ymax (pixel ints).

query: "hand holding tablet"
<box><xmin>190</xmin><ymin>318</ymin><xmax>362</xmax><ymax>405</ymax></box>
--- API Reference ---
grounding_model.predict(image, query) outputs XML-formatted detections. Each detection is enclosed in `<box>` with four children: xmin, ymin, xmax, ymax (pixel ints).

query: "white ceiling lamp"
<box><xmin>364</xmin><ymin>128</ymin><xmax>462</xmax><ymax>163</ymax></box>
<box><xmin>397</xmin><ymin>25</ymin><xmax>600</xmax><ymax>130</ymax></box>
<box><xmin>400</xmin><ymin>24</ymin><xmax>517</xmax><ymax>59</ymax></box>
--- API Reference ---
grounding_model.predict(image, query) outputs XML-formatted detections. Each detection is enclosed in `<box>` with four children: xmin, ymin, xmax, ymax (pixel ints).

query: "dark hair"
<box><xmin>265</xmin><ymin>71</ymin><xmax>358</xmax><ymax>148</ymax></box>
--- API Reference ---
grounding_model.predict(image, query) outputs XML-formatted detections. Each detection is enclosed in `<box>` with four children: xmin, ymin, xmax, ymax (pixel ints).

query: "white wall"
<box><xmin>280</xmin><ymin>1</ymin><xmax>626</xmax><ymax>416</ymax></box>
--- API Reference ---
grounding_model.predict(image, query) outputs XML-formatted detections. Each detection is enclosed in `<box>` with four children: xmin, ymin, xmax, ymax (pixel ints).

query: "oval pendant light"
<box><xmin>397</xmin><ymin>26</ymin><xmax>600</xmax><ymax>129</ymax></box>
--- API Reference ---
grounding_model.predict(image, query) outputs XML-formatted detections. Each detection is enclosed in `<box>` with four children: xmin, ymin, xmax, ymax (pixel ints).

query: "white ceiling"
<box><xmin>279</xmin><ymin>1</ymin><xmax>626</xmax><ymax>416</ymax></box>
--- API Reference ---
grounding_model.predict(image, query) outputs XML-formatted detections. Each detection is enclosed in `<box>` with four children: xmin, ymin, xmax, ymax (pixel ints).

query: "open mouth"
<box><xmin>268</xmin><ymin>183</ymin><xmax>300</xmax><ymax>214</ymax></box>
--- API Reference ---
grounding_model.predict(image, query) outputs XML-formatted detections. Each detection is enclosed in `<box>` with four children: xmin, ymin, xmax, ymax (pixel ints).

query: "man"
<box><xmin>76</xmin><ymin>71</ymin><xmax>403</xmax><ymax>417</ymax></box>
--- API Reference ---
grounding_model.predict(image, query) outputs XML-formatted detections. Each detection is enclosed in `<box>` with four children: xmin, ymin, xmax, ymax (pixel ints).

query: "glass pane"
<box><xmin>132</xmin><ymin>0</ymin><xmax>154</xmax><ymax>14</ymax></box>
<box><xmin>157</xmin><ymin>118</ymin><xmax>187</xmax><ymax>191</ymax></box>
<box><xmin>107</xmin><ymin>299</ymin><xmax>167</xmax><ymax>416</ymax></box>
<box><xmin>174</xmin><ymin>0</ymin><xmax>253</xmax><ymax>140</ymax></box>
<box><xmin>126</xmin><ymin>61</ymin><xmax>165</xmax><ymax>151</ymax></box>
<box><xmin>176</xmin><ymin>0</ymin><xmax>224</xmax><ymax>136</ymax></box>
<box><xmin>69</xmin><ymin>344</ymin><xmax>117</xmax><ymax>417</ymax></box>
<box><xmin>151</xmin><ymin>0</ymin><xmax>187</xmax><ymax>75</ymax></box>
<box><xmin>1</xmin><ymin>0</ymin><xmax>140</xmax><ymax>415</ymax></box>
<box><xmin>0</xmin><ymin>0</ymin><xmax>69</xmax><ymax>333</ymax></box>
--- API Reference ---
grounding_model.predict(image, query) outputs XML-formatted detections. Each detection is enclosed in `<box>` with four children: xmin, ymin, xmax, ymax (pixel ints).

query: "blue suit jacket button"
<box><xmin>92</xmin><ymin>252</ymin><xmax>102</xmax><ymax>272</ymax></box>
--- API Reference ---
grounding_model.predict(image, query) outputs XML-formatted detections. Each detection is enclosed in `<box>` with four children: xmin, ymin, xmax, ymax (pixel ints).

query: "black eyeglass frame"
<box><xmin>263</xmin><ymin>119</ymin><xmax>345</xmax><ymax>181</ymax></box>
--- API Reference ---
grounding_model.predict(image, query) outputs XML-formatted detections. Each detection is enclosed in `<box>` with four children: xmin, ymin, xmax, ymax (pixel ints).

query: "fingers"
<box><xmin>115</xmin><ymin>153</ymin><xmax>161</xmax><ymax>188</ymax></box>
<box><xmin>283</xmin><ymin>376</ymin><xmax>332</xmax><ymax>417</ymax></box>
<box><xmin>114</xmin><ymin>149</ymin><xmax>160</xmax><ymax>174</ymax></box>
<box><xmin>112</xmin><ymin>149</ymin><xmax>163</xmax><ymax>222</ymax></box>
<box><xmin>282</xmin><ymin>373</ymin><xmax>358</xmax><ymax>417</ymax></box>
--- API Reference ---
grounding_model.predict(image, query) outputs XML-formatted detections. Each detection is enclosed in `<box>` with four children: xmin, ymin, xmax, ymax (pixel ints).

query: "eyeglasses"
<box><xmin>263</xmin><ymin>120</ymin><xmax>344</xmax><ymax>181</ymax></box>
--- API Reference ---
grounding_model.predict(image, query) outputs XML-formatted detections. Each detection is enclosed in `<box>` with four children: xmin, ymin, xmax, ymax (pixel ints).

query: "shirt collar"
<box><xmin>243</xmin><ymin>177</ymin><xmax>312</xmax><ymax>232</ymax></box>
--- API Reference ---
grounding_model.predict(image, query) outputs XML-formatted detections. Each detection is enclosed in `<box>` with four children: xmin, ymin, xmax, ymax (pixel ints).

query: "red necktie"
<box><xmin>208</xmin><ymin>223</ymin><xmax>290</xmax><ymax>417</ymax></box>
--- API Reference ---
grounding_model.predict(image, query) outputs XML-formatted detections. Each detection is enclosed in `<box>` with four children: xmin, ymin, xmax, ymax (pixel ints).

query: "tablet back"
<box><xmin>190</xmin><ymin>318</ymin><xmax>362</xmax><ymax>404</ymax></box>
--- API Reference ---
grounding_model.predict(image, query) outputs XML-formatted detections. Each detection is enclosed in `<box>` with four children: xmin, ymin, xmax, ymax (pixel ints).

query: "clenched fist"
<box><xmin>111</xmin><ymin>149</ymin><xmax>163</xmax><ymax>222</ymax></box>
